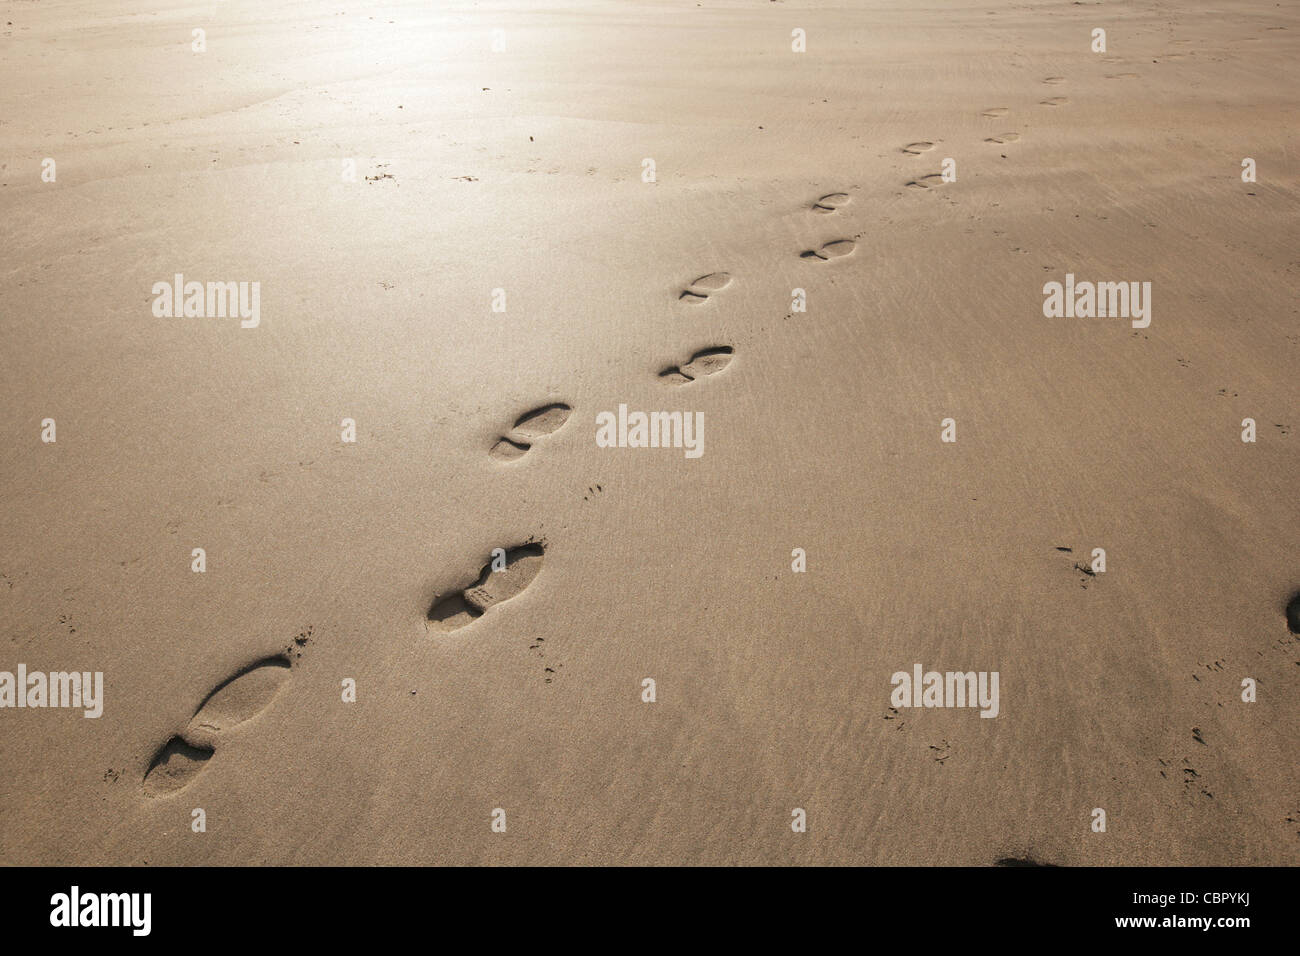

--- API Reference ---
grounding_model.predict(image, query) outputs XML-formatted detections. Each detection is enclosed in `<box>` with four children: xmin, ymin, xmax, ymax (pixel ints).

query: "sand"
<box><xmin>0</xmin><ymin>0</ymin><xmax>1297</xmax><ymax>865</ymax></box>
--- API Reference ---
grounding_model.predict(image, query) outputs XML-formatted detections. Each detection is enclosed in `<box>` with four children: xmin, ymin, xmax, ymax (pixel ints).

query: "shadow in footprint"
<box><xmin>427</xmin><ymin>543</ymin><xmax>545</xmax><ymax>631</ymax></box>
<box><xmin>659</xmin><ymin>346</ymin><xmax>734</xmax><ymax>384</ymax></box>
<box><xmin>489</xmin><ymin>403</ymin><xmax>572</xmax><ymax>461</ymax></box>
<box><xmin>142</xmin><ymin>656</ymin><xmax>291</xmax><ymax>797</ymax></box>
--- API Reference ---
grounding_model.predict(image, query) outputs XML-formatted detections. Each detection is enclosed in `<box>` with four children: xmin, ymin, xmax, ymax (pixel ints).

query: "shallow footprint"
<box><xmin>800</xmin><ymin>238</ymin><xmax>857</xmax><ymax>260</ymax></box>
<box><xmin>1039</xmin><ymin>96</ymin><xmax>1069</xmax><ymax>107</ymax></box>
<box><xmin>1106</xmin><ymin>73</ymin><xmax>1140</xmax><ymax>79</ymax></box>
<box><xmin>183</xmin><ymin>657</ymin><xmax>292</xmax><ymax>748</ymax></box>
<box><xmin>142</xmin><ymin>656</ymin><xmax>291</xmax><ymax>796</ymax></box>
<box><xmin>688</xmin><ymin>272</ymin><xmax>731</xmax><ymax>292</ymax></box>
<box><xmin>1042</xmin><ymin>76</ymin><xmax>1066</xmax><ymax>85</ymax></box>
<box><xmin>679</xmin><ymin>272</ymin><xmax>732</xmax><ymax>305</ymax></box>
<box><xmin>811</xmin><ymin>192</ymin><xmax>851</xmax><ymax>213</ymax></box>
<box><xmin>982</xmin><ymin>107</ymin><xmax>1010</xmax><ymax>118</ymax></box>
<box><xmin>905</xmin><ymin>174</ymin><xmax>946</xmax><ymax>189</ymax></box>
<box><xmin>659</xmin><ymin>346</ymin><xmax>734</xmax><ymax>384</ymax></box>
<box><xmin>511</xmin><ymin>404</ymin><xmax>571</xmax><ymax>440</ymax></box>
<box><xmin>819</xmin><ymin>239</ymin><xmax>856</xmax><ymax>258</ymax></box>
<box><xmin>984</xmin><ymin>132</ymin><xmax>1021</xmax><ymax>144</ymax></box>
<box><xmin>901</xmin><ymin>142</ymin><xmax>934</xmax><ymax>155</ymax></box>
<box><xmin>427</xmin><ymin>543</ymin><xmax>545</xmax><ymax>631</ymax></box>
<box><xmin>489</xmin><ymin>403</ymin><xmax>572</xmax><ymax>461</ymax></box>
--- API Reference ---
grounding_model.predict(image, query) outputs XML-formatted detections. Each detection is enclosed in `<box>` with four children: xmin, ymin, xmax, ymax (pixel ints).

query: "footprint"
<box><xmin>811</xmin><ymin>192</ymin><xmax>851</xmax><ymax>213</ymax></box>
<box><xmin>1042</xmin><ymin>76</ymin><xmax>1066</xmax><ymax>85</ymax></box>
<box><xmin>1105</xmin><ymin>73</ymin><xmax>1140</xmax><ymax>79</ymax></box>
<box><xmin>1039</xmin><ymin>96</ymin><xmax>1069</xmax><ymax>107</ymax></box>
<box><xmin>427</xmin><ymin>543</ymin><xmax>545</xmax><ymax>631</ymax></box>
<box><xmin>799</xmin><ymin>238</ymin><xmax>856</xmax><ymax>260</ymax></box>
<box><xmin>900</xmin><ymin>142</ymin><xmax>934</xmax><ymax>155</ymax></box>
<box><xmin>981</xmin><ymin>107</ymin><xmax>1010</xmax><ymax>118</ymax></box>
<box><xmin>142</xmin><ymin>656</ymin><xmax>291</xmax><ymax>797</ymax></box>
<box><xmin>489</xmin><ymin>403</ymin><xmax>572</xmax><ymax>461</ymax></box>
<box><xmin>984</xmin><ymin>132</ymin><xmax>1020</xmax><ymax>144</ymax></box>
<box><xmin>904</xmin><ymin>174</ymin><xmax>946</xmax><ymax>189</ymax></box>
<box><xmin>678</xmin><ymin>272</ymin><xmax>732</xmax><ymax>305</ymax></box>
<box><xmin>659</xmin><ymin>346</ymin><xmax>734</xmax><ymax>384</ymax></box>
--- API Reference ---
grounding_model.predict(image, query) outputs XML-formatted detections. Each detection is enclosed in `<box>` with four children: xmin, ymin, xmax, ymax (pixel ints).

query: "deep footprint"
<box><xmin>900</xmin><ymin>142</ymin><xmax>934</xmax><ymax>155</ymax></box>
<box><xmin>811</xmin><ymin>192</ymin><xmax>851</xmax><ymax>213</ymax></box>
<box><xmin>659</xmin><ymin>346</ymin><xmax>734</xmax><ymax>384</ymax></box>
<box><xmin>799</xmin><ymin>239</ymin><xmax>856</xmax><ymax>260</ymax></box>
<box><xmin>427</xmin><ymin>543</ymin><xmax>545</xmax><ymax>631</ymax></box>
<box><xmin>678</xmin><ymin>272</ymin><xmax>732</xmax><ymax>305</ymax></box>
<box><xmin>489</xmin><ymin>403</ymin><xmax>572</xmax><ymax>461</ymax></box>
<box><xmin>142</xmin><ymin>656</ymin><xmax>291</xmax><ymax>797</ymax></box>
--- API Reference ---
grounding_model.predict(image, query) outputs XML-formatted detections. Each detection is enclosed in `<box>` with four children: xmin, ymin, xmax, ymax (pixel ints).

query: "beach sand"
<box><xmin>1</xmin><ymin>0</ymin><xmax>1297</xmax><ymax>865</ymax></box>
